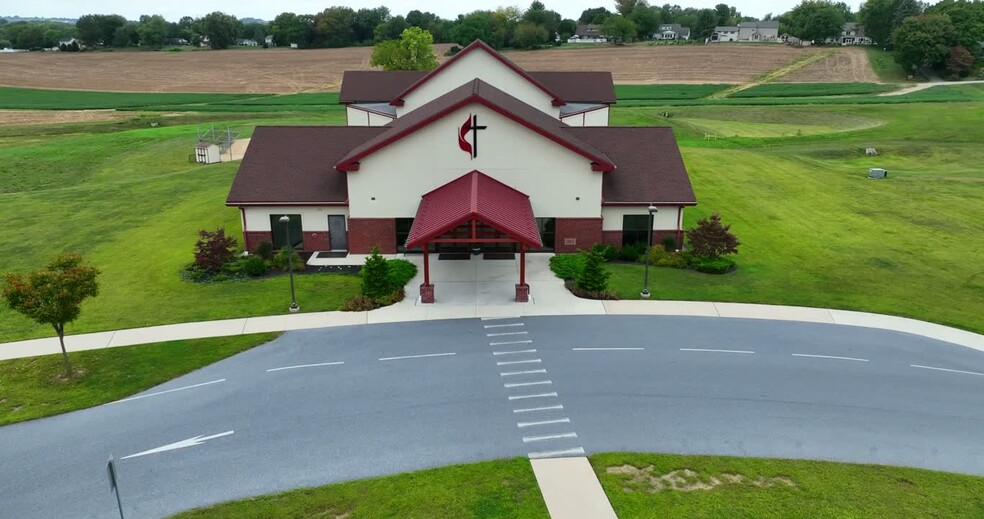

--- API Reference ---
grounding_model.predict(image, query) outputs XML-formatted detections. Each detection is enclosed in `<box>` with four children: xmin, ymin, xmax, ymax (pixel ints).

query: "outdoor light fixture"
<box><xmin>279</xmin><ymin>215</ymin><xmax>300</xmax><ymax>313</ymax></box>
<box><xmin>641</xmin><ymin>203</ymin><xmax>658</xmax><ymax>299</ymax></box>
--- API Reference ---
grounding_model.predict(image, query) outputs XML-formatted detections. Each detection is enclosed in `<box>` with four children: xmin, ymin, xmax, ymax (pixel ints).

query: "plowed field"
<box><xmin>777</xmin><ymin>47</ymin><xmax>878</xmax><ymax>83</ymax></box>
<box><xmin>0</xmin><ymin>44</ymin><xmax>872</xmax><ymax>94</ymax></box>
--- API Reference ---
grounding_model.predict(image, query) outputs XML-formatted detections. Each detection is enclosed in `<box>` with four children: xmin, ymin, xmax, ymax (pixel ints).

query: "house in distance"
<box><xmin>226</xmin><ymin>40</ymin><xmax>696</xmax><ymax>302</ymax></box>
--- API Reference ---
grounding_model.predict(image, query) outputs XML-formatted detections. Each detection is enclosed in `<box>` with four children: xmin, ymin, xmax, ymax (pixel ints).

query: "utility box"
<box><xmin>195</xmin><ymin>142</ymin><xmax>221</xmax><ymax>164</ymax></box>
<box><xmin>868</xmin><ymin>168</ymin><xmax>888</xmax><ymax>179</ymax></box>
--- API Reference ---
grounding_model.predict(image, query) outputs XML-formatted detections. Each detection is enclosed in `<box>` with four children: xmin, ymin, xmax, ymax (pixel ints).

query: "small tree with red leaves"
<box><xmin>688</xmin><ymin>214</ymin><xmax>740</xmax><ymax>259</ymax></box>
<box><xmin>193</xmin><ymin>228</ymin><xmax>237</xmax><ymax>272</ymax></box>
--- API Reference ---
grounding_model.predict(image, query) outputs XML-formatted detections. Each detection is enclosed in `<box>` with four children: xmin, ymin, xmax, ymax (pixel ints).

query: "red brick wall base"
<box><xmin>302</xmin><ymin>232</ymin><xmax>329</xmax><ymax>252</ymax></box>
<box><xmin>349</xmin><ymin>218</ymin><xmax>396</xmax><ymax>254</ymax></box>
<box><xmin>554</xmin><ymin>218</ymin><xmax>603</xmax><ymax>253</ymax></box>
<box><xmin>244</xmin><ymin>231</ymin><xmax>273</xmax><ymax>253</ymax></box>
<box><xmin>515</xmin><ymin>284</ymin><xmax>530</xmax><ymax>303</ymax></box>
<box><xmin>420</xmin><ymin>283</ymin><xmax>434</xmax><ymax>304</ymax></box>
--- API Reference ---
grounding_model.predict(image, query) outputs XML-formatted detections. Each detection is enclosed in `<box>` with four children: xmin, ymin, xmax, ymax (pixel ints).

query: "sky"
<box><xmin>9</xmin><ymin>0</ymin><xmax>864</xmax><ymax>23</ymax></box>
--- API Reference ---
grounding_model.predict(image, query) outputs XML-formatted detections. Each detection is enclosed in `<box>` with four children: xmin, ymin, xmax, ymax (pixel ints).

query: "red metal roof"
<box><xmin>390</xmin><ymin>40</ymin><xmax>566</xmax><ymax>107</ymax></box>
<box><xmin>405</xmin><ymin>170</ymin><xmax>542</xmax><ymax>249</ymax></box>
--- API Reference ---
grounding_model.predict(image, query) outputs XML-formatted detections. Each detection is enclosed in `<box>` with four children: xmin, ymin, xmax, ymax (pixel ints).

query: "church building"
<box><xmin>226</xmin><ymin>40</ymin><xmax>696</xmax><ymax>303</ymax></box>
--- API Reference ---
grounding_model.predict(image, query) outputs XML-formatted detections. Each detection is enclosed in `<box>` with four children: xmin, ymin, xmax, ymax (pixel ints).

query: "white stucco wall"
<box><xmin>397</xmin><ymin>50</ymin><xmax>560</xmax><ymax>119</ymax></box>
<box><xmin>348</xmin><ymin>104</ymin><xmax>602</xmax><ymax>219</ymax></box>
<box><xmin>243</xmin><ymin>206</ymin><xmax>349</xmax><ymax>232</ymax></box>
<box><xmin>346</xmin><ymin>106</ymin><xmax>394</xmax><ymax>127</ymax></box>
<box><xmin>601</xmin><ymin>206</ymin><xmax>682</xmax><ymax>231</ymax></box>
<box><xmin>561</xmin><ymin>106</ymin><xmax>610</xmax><ymax>127</ymax></box>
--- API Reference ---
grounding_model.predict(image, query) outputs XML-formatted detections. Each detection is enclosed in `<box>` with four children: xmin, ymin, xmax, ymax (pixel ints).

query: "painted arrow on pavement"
<box><xmin>121</xmin><ymin>431</ymin><xmax>234</xmax><ymax>460</ymax></box>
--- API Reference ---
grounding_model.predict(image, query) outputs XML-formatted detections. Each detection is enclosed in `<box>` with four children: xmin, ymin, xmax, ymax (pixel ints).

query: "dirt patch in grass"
<box><xmin>606</xmin><ymin>465</ymin><xmax>797</xmax><ymax>493</ymax></box>
<box><xmin>778</xmin><ymin>48</ymin><xmax>879</xmax><ymax>83</ymax></box>
<box><xmin>0</xmin><ymin>109</ymin><xmax>130</xmax><ymax>126</ymax></box>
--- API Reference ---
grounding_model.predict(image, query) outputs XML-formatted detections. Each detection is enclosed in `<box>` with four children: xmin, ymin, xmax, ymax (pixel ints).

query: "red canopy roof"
<box><xmin>406</xmin><ymin>170</ymin><xmax>542</xmax><ymax>249</ymax></box>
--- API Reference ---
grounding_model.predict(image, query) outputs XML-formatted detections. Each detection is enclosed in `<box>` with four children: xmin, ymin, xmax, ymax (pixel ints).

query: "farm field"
<box><xmin>777</xmin><ymin>47</ymin><xmax>879</xmax><ymax>83</ymax></box>
<box><xmin>0</xmin><ymin>45</ymin><xmax>873</xmax><ymax>93</ymax></box>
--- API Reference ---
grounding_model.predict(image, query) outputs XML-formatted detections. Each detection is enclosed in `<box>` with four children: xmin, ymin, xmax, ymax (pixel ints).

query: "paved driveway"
<box><xmin>1</xmin><ymin>316</ymin><xmax>982</xmax><ymax>518</ymax></box>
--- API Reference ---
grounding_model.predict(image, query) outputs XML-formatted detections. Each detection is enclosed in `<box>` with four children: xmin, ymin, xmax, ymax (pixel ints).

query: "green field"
<box><xmin>865</xmin><ymin>47</ymin><xmax>915</xmax><ymax>82</ymax></box>
<box><xmin>613</xmin><ymin>84</ymin><xmax>731</xmax><ymax>100</ymax></box>
<box><xmin>731</xmin><ymin>82</ymin><xmax>898</xmax><ymax>98</ymax></box>
<box><xmin>0</xmin><ymin>87</ymin><xmax>270</xmax><ymax>110</ymax></box>
<box><xmin>0</xmin><ymin>333</ymin><xmax>278</xmax><ymax>425</ymax></box>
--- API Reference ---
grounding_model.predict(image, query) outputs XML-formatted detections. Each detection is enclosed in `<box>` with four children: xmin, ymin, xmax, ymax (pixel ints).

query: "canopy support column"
<box><xmin>420</xmin><ymin>243</ymin><xmax>434</xmax><ymax>304</ymax></box>
<box><xmin>515</xmin><ymin>244</ymin><xmax>530</xmax><ymax>303</ymax></box>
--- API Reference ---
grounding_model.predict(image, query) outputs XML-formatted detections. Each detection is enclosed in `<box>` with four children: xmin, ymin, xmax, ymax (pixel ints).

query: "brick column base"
<box><xmin>420</xmin><ymin>283</ymin><xmax>435</xmax><ymax>304</ymax></box>
<box><xmin>515</xmin><ymin>284</ymin><xmax>530</xmax><ymax>303</ymax></box>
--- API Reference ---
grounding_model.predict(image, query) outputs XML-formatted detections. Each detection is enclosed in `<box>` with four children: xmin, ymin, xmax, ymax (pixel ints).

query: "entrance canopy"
<box><xmin>406</xmin><ymin>170</ymin><xmax>542</xmax><ymax>249</ymax></box>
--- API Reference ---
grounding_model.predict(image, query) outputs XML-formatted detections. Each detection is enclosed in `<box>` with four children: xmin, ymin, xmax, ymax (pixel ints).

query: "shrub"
<box><xmin>617</xmin><ymin>242</ymin><xmax>647</xmax><ymax>262</ymax></box>
<box><xmin>690</xmin><ymin>255</ymin><xmax>736</xmax><ymax>274</ymax></box>
<box><xmin>255</xmin><ymin>241</ymin><xmax>274</xmax><ymax>260</ymax></box>
<box><xmin>590</xmin><ymin>243</ymin><xmax>617</xmax><ymax>262</ymax></box>
<box><xmin>270</xmin><ymin>246</ymin><xmax>305</xmax><ymax>272</ymax></box>
<box><xmin>377</xmin><ymin>287</ymin><xmax>406</xmax><ymax>306</ymax></box>
<box><xmin>387</xmin><ymin>259</ymin><xmax>418</xmax><ymax>288</ymax></box>
<box><xmin>341</xmin><ymin>295</ymin><xmax>379</xmax><ymax>312</ymax></box>
<box><xmin>549</xmin><ymin>254</ymin><xmax>586</xmax><ymax>280</ymax></box>
<box><xmin>193</xmin><ymin>228</ymin><xmax>237</xmax><ymax>272</ymax></box>
<box><xmin>361</xmin><ymin>247</ymin><xmax>392</xmax><ymax>299</ymax></box>
<box><xmin>688</xmin><ymin>214</ymin><xmax>740</xmax><ymax>259</ymax></box>
<box><xmin>241</xmin><ymin>256</ymin><xmax>268</xmax><ymax>277</ymax></box>
<box><xmin>576</xmin><ymin>249</ymin><xmax>611</xmax><ymax>292</ymax></box>
<box><xmin>661</xmin><ymin>236</ymin><xmax>677</xmax><ymax>251</ymax></box>
<box><xmin>566</xmin><ymin>281</ymin><xmax>619</xmax><ymax>300</ymax></box>
<box><xmin>645</xmin><ymin>245</ymin><xmax>688</xmax><ymax>269</ymax></box>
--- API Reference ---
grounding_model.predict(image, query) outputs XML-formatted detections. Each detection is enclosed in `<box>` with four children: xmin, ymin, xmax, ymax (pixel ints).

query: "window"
<box><xmin>270</xmin><ymin>214</ymin><xmax>303</xmax><ymax>250</ymax></box>
<box><xmin>395</xmin><ymin>218</ymin><xmax>415</xmax><ymax>253</ymax></box>
<box><xmin>534</xmin><ymin>218</ymin><xmax>555</xmax><ymax>251</ymax></box>
<box><xmin>622</xmin><ymin>214</ymin><xmax>651</xmax><ymax>247</ymax></box>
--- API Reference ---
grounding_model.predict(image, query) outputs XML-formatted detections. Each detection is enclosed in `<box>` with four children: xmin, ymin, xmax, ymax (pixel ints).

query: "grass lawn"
<box><xmin>170</xmin><ymin>458</ymin><xmax>548</xmax><ymax>519</ymax></box>
<box><xmin>864</xmin><ymin>48</ymin><xmax>913</xmax><ymax>82</ymax></box>
<box><xmin>731</xmin><ymin>82</ymin><xmax>897</xmax><ymax>98</ymax></box>
<box><xmin>0</xmin><ymin>333</ymin><xmax>278</xmax><ymax>425</ymax></box>
<box><xmin>592</xmin><ymin>452</ymin><xmax>984</xmax><ymax>518</ymax></box>
<box><xmin>0</xmin><ymin>87</ymin><xmax>270</xmax><ymax>110</ymax></box>
<box><xmin>0</xmin><ymin>114</ymin><xmax>356</xmax><ymax>342</ymax></box>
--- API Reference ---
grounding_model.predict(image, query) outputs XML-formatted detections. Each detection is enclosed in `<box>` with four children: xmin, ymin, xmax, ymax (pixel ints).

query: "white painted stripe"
<box><xmin>911</xmin><ymin>364</ymin><xmax>984</xmax><ymax>377</ymax></box>
<box><xmin>484</xmin><ymin>323</ymin><xmax>525</xmax><ymax>329</ymax></box>
<box><xmin>514</xmin><ymin>405</ymin><xmax>564</xmax><ymax>414</ymax></box>
<box><xmin>572</xmin><ymin>347</ymin><xmax>644</xmax><ymax>351</ymax></box>
<box><xmin>680</xmin><ymin>348</ymin><xmax>755</xmax><ymax>354</ymax></box>
<box><xmin>523</xmin><ymin>432</ymin><xmax>578</xmax><ymax>443</ymax></box>
<box><xmin>792</xmin><ymin>353</ymin><xmax>869</xmax><ymax>362</ymax></box>
<box><xmin>504</xmin><ymin>380</ymin><xmax>552</xmax><ymax>388</ymax></box>
<box><xmin>497</xmin><ymin>359</ymin><xmax>542</xmax><ymax>366</ymax></box>
<box><xmin>493</xmin><ymin>349</ymin><xmax>537</xmax><ymax>356</ymax></box>
<box><xmin>379</xmin><ymin>352</ymin><xmax>456</xmax><ymax>361</ymax></box>
<box><xmin>106</xmin><ymin>379</ymin><xmax>226</xmax><ymax>405</ymax></box>
<box><xmin>528</xmin><ymin>447</ymin><xmax>585</xmax><ymax>459</ymax></box>
<box><xmin>491</xmin><ymin>340</ymin><xmax>534</xmax><ymax>346</ymax></box>
<box><xmin>508</xmin><ymin>392</ymin><xmax>557</xmax><ymax>400</ymax></box>
<box><xmin>481</xmin><ymin>316</ymin><xmax>521</xmax><ymax>321</ymax></box>
<box><xmin>267</xmin><ymin>361</ymin><xmax>344</xmax><ymax>372</ymax></box>
<box><xmin>487</xmin><ymin>331</ymin><xmax>529</xmax><ymax>337</ymax></box>
<box><xmin>501</xmin><ymin>369</ymin><xmax>547</xmax><ymax>377</ymax></box>
<box><xmin>517</xmin><ymin>418</ymin><xmax>571</xmax><ymax>428</ymax></box>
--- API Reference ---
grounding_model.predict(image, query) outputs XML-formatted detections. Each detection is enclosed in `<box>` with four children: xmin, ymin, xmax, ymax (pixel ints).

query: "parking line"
<box><xmin>481</xmin><ymin>316</ymin><xmax>521</xmax><ymax>321</ymax></box>
<box><xmin>514</xmin><ymin>404</ymin><xmax>564</xmax><ymax>413</ymax></box>
<box><xmin>508</xmin><ymin>392</ymin><xmax>557</xmax><ymax>400</ymax></box>
<box><xmin>497</xmin><ymin>359</ymin><xmax>542</xmax><ymax>366</ymax></box>
<box><xmin>484</xmin><ymin>323</ymin><xmax>525</xmax><ymax>329</ymax></box>
<box><xmin>106</xmin><ymin>379</ymin><xmax>226</xmax><ymax>405</ymax></box>
<box><xmin>680</xmin><ymin>348</ymin><xmax>755</xmax><ymax>354</ymax></box>
<box><xmin>493</xmin><ymin>349</ymin><xmax>537</xmax><ymax>356</ymax></box>
<box><xmin>572</xmin><ymin>347</ymin><xmax>644</xmax><ymax>351</ymax></box>
<box><xmin>911</xmin><ymin>364</ymin><xmax>984</xmax><ymax>377</ymax></box>
<box><xmin>501</xmin><ymin>369</ymin><xmax>548</xmax><ymax>377</ymax></box>
<box><xmin>379</xmin><ymin>352</ymin><xmax>456</xmax><ymax>361</ymax></box>
<box><xmin>517</xmin><ymin>418</ymin><xmax>571</xmax><ymax>428</ymax></box>
<box><xmin>528</xmin><ymin>447</ymin><xmax>585</xmax><ymax>459</ymax></box>
<box><xmin>504</xmin><ymin>380</ymin><xmax>552</xmax><ymax>388</ymax></box>
<box><xmin>491</xmin><ymin>340</ymin><xmax>534</xmax><ymax>346</ymax></box>
<box><xmin>487</xmin><ymin>331</ymin><xmax>528</xmax><ymax>337</ymax></box>
<box><xmin>792</xmin><ymin>353</ymin><xmax>869</xmax><ymax>362</ymax></box>
<box><xmin>267</xmin><ymin>362</ymin><xmax>344</xmax><ymax>372</ymax></box>
<box><xmin>523</xmin><ymin>432</ymin><xmax>577</xmax><ymax>443</ymax></box>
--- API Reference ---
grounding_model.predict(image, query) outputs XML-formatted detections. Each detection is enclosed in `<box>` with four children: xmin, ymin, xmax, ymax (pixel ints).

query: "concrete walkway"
<box><xmin>532</xmin><ymin>457</ymin><xmax>617</xmax><ymax>519</ymax></box>
<box><xmin>879</xmin><ymin>79</ymin><xmax>984</xmax><ymax>96</ymax></box>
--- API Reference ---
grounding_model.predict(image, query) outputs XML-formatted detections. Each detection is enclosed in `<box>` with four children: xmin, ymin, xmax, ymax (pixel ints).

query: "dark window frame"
<box><xmin>270</xmin><ymin>214</ymin><xmax>303</xmax><ymax>250</ymax></box>
<box><xmin>622</xmin><ymin>214</ymin><xmax>651</xmax><ymax>247</ymax></box>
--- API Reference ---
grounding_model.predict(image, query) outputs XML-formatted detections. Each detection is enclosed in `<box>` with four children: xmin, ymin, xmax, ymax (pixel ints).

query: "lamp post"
<box><xmin>640</xmin><ymin>203</ymin><xmax>658</xmax><ymax>299</ymax></box>
<box><xmin>279</xmin><ymin>215</ymin><xmax>300</xmax><ymax>313</ymax></box>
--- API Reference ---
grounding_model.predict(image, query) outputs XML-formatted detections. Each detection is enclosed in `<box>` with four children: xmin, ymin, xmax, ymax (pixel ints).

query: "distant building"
<box><xmin>710</xmin><ymin>26</ymin><xmax>739</xmax><ymax>42</ymax></box>
<box><xmin>164</xmin><ymin>38</ymin><xmax>189</xmax><ymax>46</ymax></box>
<box><xmin>236</xmin><ymin>39</ymin><xmax>259</xmax><ymax>47</ymax></box>
<box><xmin>568</xmin><ymin>24</ymin><xmax>608</xmax><ymax>44</ymax></box>
<box><xmin>738</xmin><ymin>21</ymin><xmax>780</xmax><ymax>42</ymax></box>
<box><xmin>653</xmin><ymin>24</ymin><xmax>691</xmax><ymax>40</ymax></box>
<box><xmin>265</xmin><ymin>35</ymin><xmax>275</xmax><ymax>46</ymax></box>
<box><xmin>838</xmin><ymin>23</ymin><xmax>872</xmax><ymax>45</ymax></box>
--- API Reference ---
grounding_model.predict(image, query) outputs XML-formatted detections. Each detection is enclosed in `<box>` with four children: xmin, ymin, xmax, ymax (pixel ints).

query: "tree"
<box><xmin>893</xmin><ymin>14</ymin><xmax>958</xmax><ymax>70</ymax></box>
<box><xmin>202</xmin><ymin>11</ymin><xmax>240</xmax><ymax>49</ymax></box>
<box><xmin>629</xmin><ymin>4</ymin><xmax>661</xmax><ymax>39</ymax></box>
<box><xmin>361</xmin><ymin>247</ymin><xmax>391</xmax><ymax>299</ymax></box>
<box><xmin>270</xmin><ymin>12</ymin><xmax>312</xmax><ymax>47</ymax></box>
<box><xmin>112</xmin><ymin>23</ymin><xmax>139</xmax><ymax>47</ymax></box>
<box><xmin>688</xmin><ymin>214</ymin><xmax>740</xmax><ymax>259</ymax></box>
<box><xmin>3</xmin><ymin>254</ymin><xmax>100</xmax><ymax>375</ymax></box>
<box><xmin>76</xmin><ymin>14</ymin><xmax>126</xmax><ymax>47</ymax></box>
<box><xmin>580</xmin><ymin>7</ymin><xmax>613</xmax><ymax>24</ymax></box>
<box><xmin>374</xmin><ymin>15</ymin><xmax>410</xmax><ymax>42</ymax></box>
<box><xmin>193</xmin><ymin>228</ymin><xmax>237</xmax><ymax>271</ymax></box>
<box><xmin>576</xmin><ymin>249</ymin><xmax>611</xmax><ymax>293</ymax></box>
<box><xmin>314</xmin><ymin>6</ymin><xmax>356</xmax><ymax>48</ymax></box>
<box><xmin>858</xmin><ymin>0</ymin><xmax>897</xmax><ymax>46</ymax></box>
<box><xmin>602</xmin><ymin>15</ymin><xmax>637</xmax><ymax>43</ymax></box>
<box><xmin>694</xmin><ymin>9</ymin><xmax>720</xmax><ymax>40</ymax></box>
<box><xmin>786</xmin><ymin>0</ymin><xmax>846</xmax><ymax>42</ymax></box>
<box><xmin>928</xmin><ymin>0</ymin><xmax>984</xmax><ymax>50</ymax></box>
<box><xmin>945</xmin><ymin>45</ymin><xmax>975</xmax><ymax>77</ymax></box>
<box><xmin>354</xmin><ymin>6</ymin><xmax>390</xmax><ymax>43</ymax></box>
<box><xmin>615</xmin><ymin>0</ymin><xmax>642</xmax><ymax>17</ymax></box>
<box><xmin>558</xmin><ymin>19</ymin><xmax>578</xmax><ymax>40</ymax></box>
<box><xmin>715</xmin><ymin>3</ymin><xmax>734</xmax><ymax>25</ymax></box>
<box><xmin>14</xmin><ymin>24</ymin><xmax>45</xmax><ymax>50</ymax></box>
<box><xmin>370</xmin><ymin>27</ymin><xmax>439</xmax><ymax>71</ymax></box>
<box><xmin>513</xmin><ymin>21</ymin><xmax>550</xmax><ymax>48</ymax></box>
<box><xmin>451</xmin><ymin>11</ymin><xmax>496</xmax><ymax>47</ymax></box>
<box><xmin>137</xmin><ymin>14</ymin><xmax>168</xmax><ymax>48</ymax></box>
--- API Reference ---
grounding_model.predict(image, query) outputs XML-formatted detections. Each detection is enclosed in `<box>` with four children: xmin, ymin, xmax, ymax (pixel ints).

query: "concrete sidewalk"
<box><xmin>532</xmin><ymin>457</ymin><xmax>617</xmax><ymax>519</ymax></box>
<box><xmin>2</xmin><ymin>299</ymin><xmax>982</xmax><ymax>361</ymax></box>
